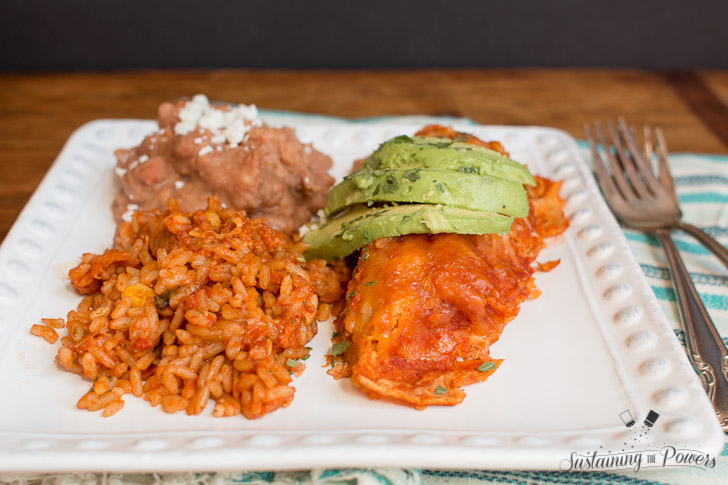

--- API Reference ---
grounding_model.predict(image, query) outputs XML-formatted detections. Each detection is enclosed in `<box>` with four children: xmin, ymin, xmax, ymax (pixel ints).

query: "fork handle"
<box><xmin>656</xmin><ymin>228</ymin><xmax>728</xmax><ymax>431</ymax></box>
<box><xmin>674</xmin><ymin>221</ymin><xmax>728</xmax><ymax>272</ymax></box>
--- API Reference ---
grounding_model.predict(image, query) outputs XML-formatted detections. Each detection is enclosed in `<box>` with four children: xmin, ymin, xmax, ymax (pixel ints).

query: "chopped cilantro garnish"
<box><xmin>434</xmin><ymin>181</ymin><xmax>445</xmax><ymax>193</ymax></box>
<box><xmin>331</xmin><ymin>340</ymin><xmax>351</xmax><ymax>357</ymax></box>
<box><xmin>477</xmin><ymin>361</ymin><xmax>496</xmax><ymax>372</ymax></box>
<box><xmin>382</xmin><ymin>174</ymin><xmax>399</xmax><ymax>193</ymax></box>
<box><xmin>364</xmin><ymin>280</ymin><xmax>374</xmax><ymax>286</ymax></box>
<box><xmin>435</xmin><ymin>385</ymin><xmax>447</xmax><ymax>394</ymax></box>
<box><xmin>403</xmin><ymin>171</ymin><xmax>421</xmax><ymax>182</ymax></box>
<box><xmin>287</xmin><ymin>358</ymin><xmax>299</xmax><ymax>368</ymax></box>
<box><xmin>457</xmin><ymin>166</ymin><xmax>478</xmax><ymax>174</ymax></box>
<box><xmin>346</xmin><ymin>290</ymin><xmax>357</xmax><ymax>299</ymax></box>
<box><xmin>361</xmin><ymin>252</ymin><xmax>369</xmax><ymax>262</ymax></box>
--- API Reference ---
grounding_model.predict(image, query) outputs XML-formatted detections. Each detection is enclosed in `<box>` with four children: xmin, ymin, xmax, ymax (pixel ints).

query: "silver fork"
<box><xmin>585</xmin><ymin>118</ymin><xmax>728</xmax><ymax>431</ymax></box>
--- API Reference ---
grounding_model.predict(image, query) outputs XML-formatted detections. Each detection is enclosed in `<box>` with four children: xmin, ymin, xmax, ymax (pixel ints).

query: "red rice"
<box><xmin>36</xmin><ymin>197</ymin><xmax>346</xmax><ymax>419</ymax></box>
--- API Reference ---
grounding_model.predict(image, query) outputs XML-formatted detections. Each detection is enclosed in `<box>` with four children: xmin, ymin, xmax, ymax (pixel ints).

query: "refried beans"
<box><xmin>112</xmin><ymin>95</ymin><xmax>335</xmax><ymax>235</ymax></box>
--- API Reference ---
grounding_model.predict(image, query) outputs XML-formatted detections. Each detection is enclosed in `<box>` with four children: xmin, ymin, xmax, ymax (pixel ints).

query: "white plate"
<box><xmin>0</xmin><ymin>117</ymin><xmax>722</xmax><ymax>473</ymax></box>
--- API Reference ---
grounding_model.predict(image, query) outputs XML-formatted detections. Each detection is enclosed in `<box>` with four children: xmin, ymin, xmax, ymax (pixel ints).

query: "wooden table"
<box><xmin>2</xmin><ymin>69</ymin><xmax>728</xmax><ymax>243</ymax></box>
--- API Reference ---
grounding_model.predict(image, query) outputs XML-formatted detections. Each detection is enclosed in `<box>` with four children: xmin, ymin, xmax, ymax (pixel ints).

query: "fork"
<box><xmin>585</xmin><ymin>118</ymin><xmax>728</xmax><ymax>431</ymax></box>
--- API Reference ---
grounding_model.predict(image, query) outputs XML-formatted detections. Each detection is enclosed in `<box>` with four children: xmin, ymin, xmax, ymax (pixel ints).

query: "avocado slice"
<box><xmin>303</xmin><ymin>203</ymin><xmax>514</xmax><ymax>261</ymax></box>
<box><xmin>324</xmin><ymin>168</ymin><xmax>528</xmax><ymax>218</ymax></box>
<box><xmin>361</xmin><ymin>136</ymin><xmax>536</xmax><ymax>186</ymax></box>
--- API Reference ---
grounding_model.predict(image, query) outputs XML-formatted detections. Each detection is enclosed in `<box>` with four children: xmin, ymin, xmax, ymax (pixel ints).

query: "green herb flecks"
<box><xmin>361</xmin><ymin>252</ymin><xmax>369</xmax><ymax>262</ymax></box>
<box><xmin>391</xmin><ymin>135</ymin><xmax>414</xmax><ymax>144</ymax></box>
<box><xmin>457</xmin><ymin>166</ymin><xmax>478</xmax><ymax>174</ymax></box>
<box><xmin>382</xmin><ymin>174</ymin><xmax>399</xmax><ymax>194</ymax></box>
<box><xmin>435</xmin><ymin>385</ymin><xmax>447</xmax><ymax>394</ymax></box>
<box><xmin>331</xmin><ymin>340</ymin><xmax>351</xmax><ymax>357</ymax></box>
<box><xmin>403</xmin><ymin>171</ymin><xmax>421</xmax><ymax>182</ymax></box>
<box><xmin>477</xmin><ymin>361</ymin><xmax>496</xmax><ymax>372</ymax></box>
<box><xmin>364</xmin><ymin>280</ymin><xmax>375</xmax><ymax>286</ymax></box>
<box><xmin>347</xmin><ymin>290</ymin><xmax>357</xmax><ymax>299</ymax></box>
<box><xmin>154</xmin><ymin>289</ymin><xmax>173</xmax><ymax>311</ymax></box>
<box><xmin>434</xmin><ymin>181</ymin><xmax>446</xmax><ymax>193</ymax></box>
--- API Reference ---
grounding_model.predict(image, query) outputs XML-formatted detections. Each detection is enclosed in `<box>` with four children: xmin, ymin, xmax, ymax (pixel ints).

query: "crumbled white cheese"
<box><xmin>304</xmin><ymin>145</ymin><xmax>312</xmax><ymax>154</ymax></box>
<box><xmin>224</xmin><ymin>119</ymin><xmax>250</xmax><ymax>147</ymax></box>
<box><xmin>121</xmin><ymin>204</ymin><xmax>140</xmax><ymax>223</ymax></box>
<box><xmin>199</xmin><ymin>109</ymin><xmax>225</xmax><ymax>132</ymax></box>
<box><xmin>298</xmin><ymin>224</ymin><xmax>314</xmax><ymax>238</ymax></box>
<box><xmin>114</xmin><ymin>167</ymin><xmax>127</xmax><ymax>177</ymax></box>
<box><xmin>193</xmin><ymin>137</ymin><xmax>203</xmax><ymax>144</ymax></box>
<box><xmin>198</xmin><ymin>146</ymin><xmax>214</xmax><ymax>156</ymax></box>
<box><xmin>175</xmin><ymin>121</ymin><xmax>196</xmax><ymax>135</ymax></box>
<box><xmin>174</xmin><ymin>94</ymin><xmax>259</xmax><ymax>148</ymax></box>
<box><xmin>298</xmin><ymin>209</ymin><xmax>328</xmax><ymax>238</ymax></box>
<box><xmin>129</xmin><ymin>161</ymin><xmax>139</xmax><ymax>170</ymax></box>
<box><xmin>138</xmin><ymin>155</ymin><xmax>149</xmax><ymax>164</ymax></box>
<box><xmin>175</xmin><ymin>181</ymin><xmax>185</xmax><ymax>189</ymax></box>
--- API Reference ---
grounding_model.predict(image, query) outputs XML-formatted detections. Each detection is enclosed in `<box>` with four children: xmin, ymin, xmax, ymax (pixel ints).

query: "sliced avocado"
<box><xmin>324</xmin><ymin>168</ymin><xmax>528</xmax><ymax>218</ymax></box>
<box><xmin>303</xmin><ymin>203</ymin><xmax>513</xmax><ymax>261</ymax></box>
<box><xmin>361</xmin><ymin>136</ymin><xmax>536</xmax><ymax>186</ymax></box>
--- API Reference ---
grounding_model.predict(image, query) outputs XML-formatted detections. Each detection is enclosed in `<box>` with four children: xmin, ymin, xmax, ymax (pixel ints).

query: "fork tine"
<box><xmin>643</xmin><ymin>125</ymin><xmax>654</xmax><ymax>164</ymax></box>
<box><xmin>609</xmin><ymin>119</ymin><xmax>652</xmax><ymax>198</ymax></box>
<box><xmin>616</xmin><ymin>117</ymin><xmax>663</xmax><ymax>196</ymax></box>
<box><xmin>585</xmin><ymin>123</ymin><xmax>622</xmax><ymax>203</ymax></box>
<box><xmin>655</xmin><ymin>127</ymin><xmax>676</xmax><ymax>194</ymax></box>
<box><xmin>596</xmin><ymin>121</ymin><xmax>637</xmax><ymax>201</ymax></box>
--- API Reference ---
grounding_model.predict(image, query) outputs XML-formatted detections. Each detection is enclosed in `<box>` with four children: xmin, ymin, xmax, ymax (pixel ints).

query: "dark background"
<box><xmin>1</xmin><ymin>0</ymin><xmax>727</xmax><ymax>71</ymax></box>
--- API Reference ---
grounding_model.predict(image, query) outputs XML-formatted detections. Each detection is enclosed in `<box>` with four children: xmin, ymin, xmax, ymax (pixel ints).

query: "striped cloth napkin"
<box><xmin>2</xmin><ymin>123</ymin><xmax>725</xmax><ymax>485</ymax></box>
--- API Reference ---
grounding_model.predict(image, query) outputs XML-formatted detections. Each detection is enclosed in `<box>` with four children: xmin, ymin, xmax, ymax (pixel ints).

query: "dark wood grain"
<box><xmin>663</xmin><ymin>71</ymin><xmax>728</xmax><ymax>149</ymax></box>
<box><xmin>1</xmin><ymin>69</ymin><xmax>727</xmax><ymax>243</ymax></box>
